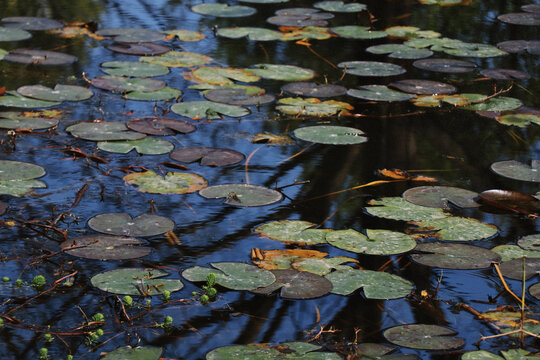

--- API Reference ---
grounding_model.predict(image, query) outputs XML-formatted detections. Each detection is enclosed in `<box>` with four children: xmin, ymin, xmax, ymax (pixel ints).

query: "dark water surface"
<box><xmin>0</xmin><ymin>0</ymin><xmax>538</xmax><ymax>359</ymax></box>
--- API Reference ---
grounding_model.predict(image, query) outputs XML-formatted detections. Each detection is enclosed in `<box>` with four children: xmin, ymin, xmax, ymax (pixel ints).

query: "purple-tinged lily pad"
<box><xmin>61</xmin><ymin>235</ymin><xmax>151</xmax><ymax>260</ymax></box>
<box><xmin>413</xmin><ymin>58</ymin><xmax>476</xmax><ymax>73</ymax></box>
<box><xmin>251</xmin><ymin>269</ymin><xmax>333</xmax><ymax>299</ymax></box>
<box><xmin>282</xmin><ymin>82</ymin><xmax>347</xmax><ymax>98</ymax></box>
<box><xmin>91</xmin><ymin>268</ymin><xmax>183</xmax><ymax>295</ymax></box>
<box><xmin>389</xmin><ymin>79</ymin><xmax>456</xmax><ymax>95</ymax></box>
<box><xmin>17</xmin><ymin>84</ymin><xmax>93</xmax><ymax>102</ymax></box>
<box><xmin>491</xmin><ymin>160</ymin><xmax>540</xmax><ymax>182</ymax></box>
<box><xmin>126</xmin><ymin>117</ymin><xmax>196</xmax><ymax>136</ymax></box>
<box><xmin>90</xmin><ymin>75</ymin><xmax>166</xmax><ymax>93</ymax></box>
<box><xmin>383</xmin><ymin>324</ymin><xmax>464</xmax><ymax>350</ymax></box>
<box><xmin>106</xmin><ymin>42</ymin><xmax>170</xmax><ymax>55</ymax></box>
<box><xmin>522</xmin><ymin>4</ymin><xmax>540</xmax><ymax>13</ymax></box>
<box><xmin>2</xmin><ymin>17</ymin><xmax>63</xmax><ymax>31</ymax></box>
<box><xmin>480</xmin><ymin>68</ymin><xmax>530</xmax><ymax>80</ymax></box>
<box><xmin>267</xmin><ymin>8</ymin><xmax>333</xmax><ymax>27</ymax></box>
<box><xmin>88</xmin><ymin>213</ymin><xmax>174</xmax><ymax>237</ymax></box>
<box><xmin>338</xmin><ymin>61</ymin><xmax>406</xmax><ymax>77</ymax></box>
<box><xmin>66</xmin><ymin>121</ymin><xmax>146</xmax><ymax>141</ymax></box>
<box><xmin>204</xmin><ymin>88</ymin><xmax>274</xmax><ymax>106</ymax></box>
<box><xmin>199</xmin><ymin>184</ymin><xmax>282</xmax><ymax>207</ymax></box>
<box><xmin>496</xmin><ymin>40</ymin><xmax>540</xmax><ymax>55</ymax></box>
<box><xmin>497</xmin><ymin>12</ymin><xmax>540</xmax><ymax>26</ymax></box>
<box><xmin>4</xmin><ymin>49</ymin><xmax>77</xmax><ymax>65</ymax></box>
<box><xmin>499</xmin><ymin>258</ymin><xmax>540</xmax><ymax>281</ymax></box>
<box><xmin>170</xmin><ymin>147</ymin><xmax>244</xmax><ymax>166</ymax></box>
<box><xmin>403</xmin><ymin>186</ymin><xmax>479</xmax><ymax>208</ymax></box>
<box><xmin>411</xmin><ymin>243</ymin><xmax>501</xmax><ymax>269</ymax></box>
<box><xmin>95</xmin><ymin>28</ymin><xmax>165</xmax><ymax>42</ymax></box>
<box><xmin>192</xmin><ymin>3</ymin><xmax>256</xmax><ymax>17</ymax></box>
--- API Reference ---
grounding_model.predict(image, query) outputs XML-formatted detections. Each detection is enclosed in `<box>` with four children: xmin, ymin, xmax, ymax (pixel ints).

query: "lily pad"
<box><xmin>331</xmin><ymin>25</ymin><xmax>387</xmax><ymax>39</ymax></box>
<box><xmin>402</xmin><ymin>186</ymin><xmax>479</xmax><ymax>208</ymax></box>
<box><xmin>491</xmin><ymin>245</ymin><xmax>540</xmax><ymax>262</ymax></box>
<box><xmin>277</xmin><ymin>98</ymin><xmax>353</xmax><ymax>117</ymax></box>
<box><xmin>123</xmin><ymin>170</ymin><xmax>207</xmax><ymax>194</ymax></box>
<box><xmin>267</xmin><ymin>8</ymin><xmax>334</xmax><ymax>27</ymax></box>
<box><xmin>0</xmin><ymin>27</ymin><xmax>31</xmax><ymax>41</ymax></box>
<box><xmin>517</xmin><ymin>234</ymin><xmax>540</xmax><ymax>251</ymax></box>
<box><xmin>124</xmin><ymin>87</ymin><xmax>182</xmax><ymax>101</ymax></box>
<box><xmin>497</xmin><ymin>12</ymin><xmax>540</xmax><ymax>26</ymax></box>
<box><xmin>126</xmin><ymin>117</ymin><xmax>196</xmax><ymax>136</ymax></box>
<box><xmin>88</xmin><ymin>213</ymin><xmax>175</xmax><ymax>237</ymax></box>
<box><xmin>246</xmin><ymin>64</ymin><xmax>316</xmax><ymax>81</ymax></box>
<box><xmin>191</xmin><ymin>3</ymin><xmax>256</xmax><ymax>17</ymax></box>
<box><xmin>187</xmin><ymin>67</ymin><xmax>260</xmax><ymax>85</ymax></box>
<box><xmin>366</xmin><ymin>44</ymin><xmax>433</xmax><ymax>59</ymax></box>
<box><xmin>17</xmin><ymin>84</ymin><xmax>93</xmax><ymax>102</ymax></box>
<box><xmin>410</xmin><ymin>216</ymin><xmax>498</xmax><ymax>241</ymax></box>
<box><xmin>90</xmin><ymin>75</ymin><xmax>166</xmax><ymax>93</ymax></box>
<box><xmin>365</xmin><ymin>197</ymin><xmax>449</xmax><ymax>221</ymax></box>
<box><xmin>254</xmin><ymin>220</ymin><xmax>331</xmax><ymax>245</ymax></box>
<box><xmin>0</xmin><ymin>48</ymin><xmax>6</xmax><ymax>59</ymax></box>
<box><xmin>498</xmin><ymin>258</ymin><xmax>540</xmax><ymax>281</ymax></box>
<box><xmin>162</xmin><ymin>29</ymin><xmax>206</xmax><ymax>41</ymax></box>
<box><xmin>101</xmin><ymin>61</ymin><xmax>169</xmax><ymax>77</ymax></box>
<box><xmin>325</xmin><ymin>268</ymin><xmax>413</xmax><ymax>299</ymax></box>
<box><xmin>140</xmin><ymin>51</ymin><xmax>212</xmax><ymax>67</ymax></box>
<box><xmin>66</xmin><ymin>122</ymin><xmax>146</xmax><ymax>141</ymax></box>
<box><xmin>478</xmin><ymin>189</ymin><xmax>540</xmax><ymax>215</ymax></box>
<box><xmin>530</xmin><ymin>283</ymin><xmax>540</xmax><ymax>300</ymax></box>
<box><xmin>252</xmin><ymin>248</ymin><xmax>329</xmax><ymax>270</ymax></box>
<box><xmin>250</xmin><ymin>133</ymin><xmax>295</xmax><ymax>145</ymax></box>
<box><xmin>98</xmin><ymin>137</ymin><xmax>174</xmax><ymax>155</ymax></box>
<box><xmin>102</xmin><ymin>346</ymin><xmax>162</xmax><ymax>360</ymax></box>
<box><xmin>206</xmin><ymin>342</ymin><xmax>341</xmax><ymax>360</ymax></box>
<box><xmin>354</xmin><ymin>343</ymin><xmax>418</xmax><ymax>360</ymax></box>
<box><xmin>1</xmin><ymin>17</ymin><xmax>63</xmax><ymax>31</ymax></box>
<box><xmin>293</xmin><ymin>125</ymin><xmax>366</xmax><ymax>145</ymax></box>
<box><xmin>480</xmin><ymin>68</ymin><xmax>530</xmax><ymax>80</ymax></box>
<box><xmin>313</xmin><ymin>1</ymin><xmax>367</xmax><ymax>12</ymax></box>
<box><xmin>383</xmin><ymin>324</ymin><xmax>464</xmax><ymax>350</ymax></box>
<box><xmin>327</xmin><ymin>229</ymin><xmax>417</xmax><ymax>255</ymax></box>
<box><xmin>251</xmin><ymin>269</ymin><xmax>333</xmax><ymax>299</ymax></box>
<box><xmin>338</xmin><ymin>61</ymin><xmax>406</xmax><ymax>77</ymax></box>
<box><xmin>411</xmin><ymin>243</ymin><xmax>501</xmax><ymax>269</ymax></box>
<box><xmin>91</xmin><ymin>268</ymin><xmax>183</xmax><ymax>295</ymax></box>
<box><xmin>0</xmin><ymin>160</ymin><xmax>47</xmax><ymax>196</ymax></box>
<box><xmin>199</xmin><ymin>184</ymin><xmax>282</xmax><ymax>207</ymax></box>
<box><xmin>490</xmin><ymin>160</ymin><xmax>540</xmax><ymax>182</ymax></box>
<box><xmin>0</xmin><ymin>91</ymin><xmax>61</xmax><ymax>108</ymax></box>
<box><xmin>95</xmin><ymin>28</ymin><xmax>165</xmax><ymax>42</ymax></box>
<box><xmin>107</xmin><ymin>42</ymin><xmax>170</xmax><ymax>56</ymax></box>
<box><xmin>204</xmin><ymin>88</ymin><xmax>274</xmax><ymax>106</ymax></box>
<box><xmin>171</xmin><ymin>101</ymin><xmax>250</xmax><ymax>120</ymax></box>
<box><xmin>182</xmin><ymin>262</ymin><xmax>275</xmax><ymax>290</ymax></box>
<box><xmin>388</xmin><ymin>79</ymin><xmax>456</xmax><ymax>95</ymax></box>
<box><xmin>4</xmin><ymin>49</ymin><xmax>77</xmax><ymax>65</ymax></box>
<box><xmin>347</xmin><ymin>85</ymin><xmax>415</xmax><ymax>102</ymax></box>
<box><xmin>282</xmin><ymin>82</ymin><xmax>347</xmax><ymax>98</ymax></box>
<box><xmin>0</xmin><ymin>112</ymin><xmax>58</xmax><ymax>130</ymax></box>
<box><xmin>496</xmin><ymin>114</ymin><xmax>540</xmax><ymax>128</ymax></box>
<box><xmin>497</xmin><ymin>40</ymin><xmax>540</xmax><ymax>55</ymax></box>
<box><xmin>385</xmin><ymin>26</ymin><xmax>441</xmax><ymax>39</ymax></box>
<box><xmin>60</xmin><ymin>235</ymin><xmax>151</xmax><ymax>260</ymax></box>
<box><xmin>412</xmin><ymin>58</ymin><xmax>476</xmax><ymax>73</ymax></box>
<box><xmin>217</xmin><ymin>27</ymin><xmax>284</xmax><ymax>41</ymax></box>
<box><xmin>462</xmin><ymin>349</ymin><xmax>540</xmax><ymax>360</ymax></box>
<box><xmin>460</xmin><ymin>93</ymin><xmax>522</xmax><ymax>111</ymax></box>
<box><xmin>170</xmin><ymin>147</ymin><xmax>244</xmax><ymax>166</ymax></box>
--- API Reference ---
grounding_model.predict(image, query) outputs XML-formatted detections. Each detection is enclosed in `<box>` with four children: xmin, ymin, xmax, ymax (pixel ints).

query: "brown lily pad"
<box><xmin>251</xmin><ymin>269</ymin><xmax>333</xmax><ymax>299</ymax></box>
<box><xmin>126</xmin><ymin>117</ymin><xmax>196</xmax><ymax>136</ymax></box>
<box><xmin>499</xmin><ymin>258</ymin><xmax>540</xmax><ymax>280</ymax></box>
<box><xmin>106</xmin><ymin>42</ymin><xmax>170</xmax><ymax>55</ymax></box>
<box><xmin>281</xmin><ymin>82</ymin><xmax>347</xmax><ymax>98</ymax></box>
<box><xmin>61</xmin><ymin>235</ymin><xmax>151</xmax><ymax>260</ymax></box>
<box><xmin>480</xmin><ymin>68</ymin><xmax>530</xmax><ymax>80</ymax></box>
<box><xmin>170</xmin><ymin>147</ymin><xmax>244</xmax><ymax>166</ymax></box>
<box><xmin>478</xmin><ymin>189</ymin><xmax>540</xmax><ymax>215</ymax></box>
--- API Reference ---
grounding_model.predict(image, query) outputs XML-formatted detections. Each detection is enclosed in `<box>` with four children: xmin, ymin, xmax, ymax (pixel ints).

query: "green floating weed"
<box><xmin>193</xmin><ymin>272</ymin><xmax>218</xmax><ymax>305</ymax></box>
<box><xmin>32</xmin><ymin>275</ymin><xmax>46</xmax><ymax>289</ymax></box>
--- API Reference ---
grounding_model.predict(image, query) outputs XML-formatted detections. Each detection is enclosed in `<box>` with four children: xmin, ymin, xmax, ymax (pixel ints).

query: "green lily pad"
<box><xmin>171</xmin><ymin>101</ymin><xmax>250</xmax><ymax>120</ymax></box>
<box><xmin>2</xmin><ymin>16</ymin><xmax>63</xmax><ymax>31</ymax></box>
<box><xmin>530</xmin><ymin>283</ymin><xmax>540</xmax><ymax>300</ymax></box>
<box><xmin>126</xmin><ymin>117</ymin><xmax>196</xmax><ymax>136</ymax></box>
<box><xmin>498</xmin><ymin>12</ymin><xmax>540</xmax><ymax>26</ymax></box>
<box><xmin>17</xmin><ymin>84</ymin><xmax>93</xmax><ymax>102</ymax></box>
<box><xmin>411</xmin><ymin>243</ymin><xmax>501</xmax><ymax>269</ymax></box>
<box><xmin>124</xmin><ymin>87</ymin><xmax>182</xmax><ymax>101</ymax></box>
<box><xmin>102</xmin><ymin>346</ymin><xmax>162</xmax><ymax>360</ymax></box>
<box><xmin>101</xmin><ymin>61</ymin><xmax>169</xmax><ymax>77</ymax></box>
<box><xmin>4</xmin><ymin>49</ymin><xmax>77</xmax><ymax>65</ymax></box>
<box><xmin>354</xmin><ymin>343</ymin><xmax>419</xmax><ymax>359</ymax></box>
<box><xmin>444</xmin><ymin>44</ymin><xmax>507</xmax><ymax>58</ymax></box>
<box><xmin>327</xmin><ymin>229</ymin><xmax>417</xmax><ymax>255</ymax></box>
<box><xmin>217</xmin><ymin>27</ymin><xmax>283</xmax><ymax>41</ymax></box>
<box><xmin>193</xmin><ymin>83</ymin><xmax>265</xmax><ymax>95</ymax></box>
<box><xmin>491</xmin><ymin>160</ymin><xmax>540</xmax><ymax>182</ymax></box>
<box><xmin>462</xmin><ymin>349</ymin><xmax>540</xmax><ymax>360</ymax></box>
<box><xmin>293</xmin><ymin>125</ymin><xmax>367</xmax><ymax>145</ymax></box>
<box><xmin>0</xmin><ymin>111</ymin><xmax>59</xmax><ymax>130</ymax></box>
<box><xmin>280</xmin><ymin>26</ymin><xmax>333</xmax><ymax>41</ymax></box>
<box><xmin>91</xmin><ymin>268</ymin><xmax>183</xmax><ymax>295</ymax></box>
<box><xmin>204</xmin><ymin>88</ymin><xmax>274</xmax><ymax>106</ymax></box>
<box><xmin>95</xmin><ymin>28</ymin><xmax>165</xmax><ymax>42</ymax></box>
<box><xmin>162</xmin><ymin>29</ymin><xmax>205</xmax><ymax>41</ymax></box>
<box><xmin>251</xmin><ymin>269</ymin><xmax>333</xmax><ymax>299</ymax></box>
<box><xmin>412</xmin><ymin>58</ymin><xmax>476</xmax><ymax>73</ymax></box>
<box><xmin>254</xmin><ymin>220</ymin><xmax>330</xmax><ymax>245</ymax></box>
<box><xmin>245</xmin><ymin>64</ymin><xmax>316</xmax><ymax>81</ymax></box>
<box><xmin>66</xmin><ymin>122</ymin><xmax>146</xmax><ymax>141</ymax></box>
<box><xmin>60</xmin><ymin>235</ymin><xmax>151</xmax><ymax>260</ymax></box>
<box><xmin>0</xmin><ymin>91</ymin><xmax>60</xmax><ymax>108</ymax></box>
<box><xmin>90</xmin><ymin>76</ymin><xmax>166</xmax><ymax>93</ymax></box>
<box><xmin>458</xmin><ymin>93</ymin><xmax>522</xmax><ymax>111</ymax></box>
<box><xmin>123</xmin><ymin>170</ymin><xmax>207</xmax><ymax>194</ymax></box>
<box><xmin>410</xmin><ymin>216</ymin><xmax>498</xmax><ymax>241</ymax></box>
<box><xmin>325</xmin><ymin>268</ymin><xmax>413</xmax><ymax>298</ymax></box>
<box><xmin>107</xmin><ymin>42</ymin><xmax>170</xmax><ymax>56</ymax></box>
<box><xmin>182</xmin><ymin>262</ymin><xmax>275</xmax><ymax>290</ymax></box>
<box><xmin>517</xmin><ymin>234</ymin><xmax>540</xmax><ymax>251</ymax></box>
<box><xmin>366</xmin><ymin>44</ymin><xmax>433</xmax><ymax>59</ymax></box>
<box><xmin>191</xmin><ymin>3</ymin><xmax>256</xmax><ymax>17</ymax></box>
<box><xmin>88</xmin><ymin>213</ymin><xmax>175</xmax><ymax>237</ymax></box>
<box><xmin>365</xmin><ymin>197</ymin><xmax>449</xmax><ymax>221</ymax></box>
<box><xmin>282</xmin><ymin>82</ymin><xmax>347</xmax><ymax>98</ymax></box>
<box><xmin>0</xmin><ymin>48</ymin><xmax>6</xmax><ymax>60</ymax></box>
<box><xmin>383</xmin><ymin>324</ymin><xmax>464</xmax><ymax>350</ymax></box>
<box><xmin>498</xmin><ymin>258</ymin><xmax>540</xmax><ymax>280</ymax></box>
<box><xmin>140</xmin><ymin>51</ymin><xmax>212</xmax><ymax>68</ymax></box>
<box><xmin>338</xmin><ymin>61</ymin><xmax>406</xmax><ymax>77</ymax></box>
<box><xmin>0</xmin><ymin>179</ymin><xmax>46</xmax><ymax>196</ymax></box>
<box><xmin>313</xmin><ymin>1</ymin><xmax>367</xmax><ymax>12</ymax></box>
<box><xmin>496</xmin><ymin>113</ymin><xmax>540</xmax><ymax>127</ymax></box>
<box><xmin>402</xmin><ymin>186</ymin><xmax>480</xmax><ymax>208</ymax></box>
<box><xmin>385</xmin><ymin>26</ymin><xmax>441</xmax><ymax>39</ymax></box>
<box><xmin>170</xmin><ymin>147</ymin><xmax>244</xmax><ymax>166</ymax></box>
<box><xmin>491</xmin><ymin>245</ymin><xmax>540</xmax><ymax>262</ymax></box>
<box><xmin>389</xmin><ymin>79</ymin><xmax>456</xmax><ymax>95</ymax></box>
<box><xmin>290</xmin><ymin>256</ymin><xmax>357</xmax><ymax>275</ymax></box>
<box><xmin>199</xmin><ymin>184</ymin><xmax>282</xmax><ymax>207</ymax></box>
<box><xmin>0</xmin><ymin>160</ymin><xmax>47</xmax><ymax>196</ymax></box>
<box><xmin>347</xmin><ymin>85</ymin><xmax>415</xmax><ymax>102</ymax></box>
<box><xmin>0</xmin><ymin>27</ymin><xmax>31</xmax><ymax>41</ymax></box>
<box><xmin>206</xmin><ymin>342</ymin><xmax>341</xmax><ymax>360</ymax></box>
<box><xmin>331</xmin><ymin>25</ymin><xmax>387</xmax><ymax>39</ymax></box>
<box><xmin>187</xmin><ymin>67</ymin><xmax>260</xmax><ymax>85</ymax></box>
<box><xmin>277</xmin><ymin>98</ymin><xmax>354</xmax><ymax>117</ymax></box>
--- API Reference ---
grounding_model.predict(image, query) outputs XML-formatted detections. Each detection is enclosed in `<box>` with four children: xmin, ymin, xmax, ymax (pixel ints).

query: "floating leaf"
<box><xmin>95</xmin><ymin>28</ymin><xmax>165</xmax><ymax>42</ymax></box>
<box><xmin>91</xmin><ymin>268</ymin><xmax>183</xmax><ymax>295</ymax></box>
<box><xmin>191</xmin><ymin>3</ymin><xmax>256</xmax><ymax>17</ymax></box>
<box><xmin>252</xmin><ymin>249</ymin><xmax>329</xmax><ymax>270</ymax></box>
<box><xmin>389</xmin><ymin>79</ymin><xmax>456</xmax><ymax>95</ymax></box>
<box><xmin>365</xmin><ymin>197</ymin><xmax>449</xmax><ymax>221</ymax></box>
<box><xmin>66</xmin><ymin>122</ymin><xmax>146</xmax><ymax>141</ymax></box>
<box><xmin>385</xmin><ymin>26</ymin><xmax>441</xmax><ymax>39</ymax></box>
<box><xmin>410</xmin><ymin>216</ymin><xmax>498</xmax><ymax>241</ymax></box>
<box><xmin>170</xmin><ymin>147</ymin><xmax>244</xmax><ymax>166</ymax></box>
<box><xmin>17</xmin><ymin>84</ymin><xmax>93</xmax><ymax>102</ymax></box>
<box><xmin>126</xmin><ymin>117</ymin><xmax>195</xmax><ymax>136</ymax></box>
<box><xmin>0</xmin><ymin>48</ymin><xmax>6</xmax><ymax>60</ymax></box>
<box><xmin>217</xmin><ymin>27</ymin><xmax>283</xmax><ymax>41</ymax></box>
<box><xmin>0</xmin><ymin>26</ymin><xmax>31</xmax><ymax>41</ymax></box>
<box><xmin>338</xmin><ymin>61</ymin><xmax>406</xmax><ymax>77</ymax></box>
<box><xmin>491</xmin><ymin>245</ymin><xmax>540</xmax><ymax>262</ymax></box>
<box><xmin>293</xmin><ymin>125</ymin><xmax>366</xmax><ymax>144</ymax></box>
<box><xmin>267</xmin><ymin>8</ymin><xmax>334</xmax><ymax>27</ymax></box>
<box><xmin>206</xmin><ymin>342</ymin><xmax>341</xmax><ymax>359</ymax></box>
<box><xmin>199</xmin><ymin>184</ymin><xmax>282</xmax><ymax>207</ymax></box>
<box><xmin>187</xmin><ymin>67</ymin><xmax>260</xmax><ymax>85</ymax></box>
<box><xmin>366</xmin><ymin>44</ymin><xmax>433</xmax><ymax>59</ymax></box>
<box><xmin>1</xmin><ymin>17</ymin><xmax>63</xmax><ymax>31</ymax></box>
<box><xmin>162</xmin><ymin>29</ymin><xmax>205</xmax><ymax>41</ymax></box>
<box><xmin>498</xmin><ymin>258</ymin><xmax>540</xmax><ymax>281</ymax></box>
<box><xmin>327</xmin><ymin>229</ymin><xmax>417</xmax><ymax>255</ymax></box>
<box><xmin>383</xmin><ymin>324</ymin><xmax>464</xmax><ymax>350</ymax></box>
<box><xmin>282</xmin><ymin>82</ymin><xmax>347</xmax><ymax>98</ymax></box>
<box><xmin>0</xmin><ymin>160</ymin><xmax>46</xmax><ymax>196</ymax></box>
<box><xmin>98</xmin><ymin>137</ymin><xmax>173</xmax><ymax>155</ymax></box>
<box><xmin>250</xmin><ymin>133</ymin><xmax>295</xmax><ymax>145</ymax></box>
<box><xmin>496</xmin><ymin>113</ymin><xmax>540</xmax><ymax>128</ymax></box>
<box><xmin>411</xmin><ymin>243</ymin><xmax>501</xmax><ymax>269</ymax></box>
<box><xmin>517</xmin><ymin>234</ymin><xmax>540</xmax><ymax>251</ymax></box>
<box><xmin>331</xmin><ymin>25</ymin><xmax>387</xmax><ymax>39</ymax></box>
<box><xmin>254</xmin><ymin>220</ymin><xmax>330</xmax><ymax>245</ymax></box>
<box><xmin>140</xmin><ymin>51</ymin><xmax>212</xmax><ymax>67</ymax></box>
<box><xmin>313</xmin><ymin>1</ymin><xmax>367</xmax><ymax>12</ymax></box>
<box><xmin>182</xmin><ymin>262</ymin><xmax>275</xmax><ymax>290</ymax></box>
<box><xmin>462</xmin><ymin>349</ymin><xmax>540</xmax><ymax>360</ymax></box>
<box><xmin>280</xmin><ymin>26</ymin><xmax>332</xmax><ymax>40</ymax></box>
<box><xmin>107</xmin><ymin>42</ymin><xmax>170</xmax><ymax>56</ymax></box>
<box><xmin>480</xmin><ymin>68</ymin><xmax>530</xmax><ymax>80</ymax></box>
<box><xmin>4</xmin><ymin>49</ymin><xmax>76</xmax><ymax>65</ymax></box>
<box><xmin>60</xmin><ymin>235</ymin><xmax>151</xmax><ymax>260</ymax></box>
<box><xmin>497</xmin><ymin>13</ymin><xmax>540</xmax><ymax>26</ymax></box>
<box><xmin>354</xmin><ymin>343</ymin><xmax>419</xmax><ymax>360</ymax></box>
<box><xmin>491</xmin><ymin>160</ymin><xmax>540</xmax><ymax>182</ymax></box>
<box><xmin>102</xmin><ymin>346</ymin><xmax>162</xmax><ymax>360</ymax></box>
<box><xmin>460</xmin><ymin>93</ymin><xmax>522</xmax><ymax>111</ymax></box>
<box><xmin>530</xmin><ymin>283</ymin><xmax>540</xmax><ymax>300</ymax></box>
<box><xmin>347</xmin><ymin>85</ymin><xmax>415</xmax><ymax>102</ymax></box>
<box><xmin>171</xmin><ymin>101</ymin><xmax>249</xmax><ymax>119</ymax></box>
<box><xmin>412</xmin><ymin>58</ymin><xmax>476</xmax><ymax>73</ymax></box>
<box><xmin>204</xmin><ymin>88</ymin><xmax>274</xmax><ymax>105</ymax></box>
<box><xmin>246</xmin><ymin>64</ymin><xmax>316</xmax><ymax>81</ymax></box>
<box><xmin>277</xmin><ymin>98</ymin><xmax>353</xmax><ymax>117</ymax></box>
<box><xmin>123</xmin><ymin>170</ymin><xmax>207</xmax><ymax>194</ymax></box>
<box><xmin>251</xmin><ymin>269</ymin><xmax>333</xmax><ymax>299</ymax></box>
<box><xmin>325</xmin><ymin>268</ymin><xmax>413</xmax><ymax>299</ymax></box>
<box><xmin>478</xmin><ymin>189</ymin><xmax>540</xmax><ymax>215</ymax></box>
<box><xmin>88</xmin><ymin>213</ymin><xmax>175</xmax><ymax>237</ymax></box>
<box><xmin>90</xmin><ymin>76</ymin><xmax>166</xmax><ymax>93</ymax></box>
<box><xmin>497</xmin><ymin>40</ymin><xmax>540</xmax><ymax>55</ymax></box>
<box><xmin>403</xmin><ymin>186</ymin><xmax>479</xmax><ymax>208</ymax></box>
<box><xmin>101</xmin><ymin>61</ymin><xmax>169</xmax><ymax>77</ymax></box>
<box><xmin>124</xmin><ymin>87</ymin><xmax>182</xmax><ymax>101</ymax></box>
<box><xmin>0</xmin><ymin>91</ymin><xmax>60</xmax><ymax>108</ymax></box>
<box><xmin>290</xmin><ymin>256</ymin><xmax>356</xmax><ymax>275</ymax></box>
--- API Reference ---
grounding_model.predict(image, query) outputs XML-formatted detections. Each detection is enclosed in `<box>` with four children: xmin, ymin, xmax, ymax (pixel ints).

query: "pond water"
<box><xmin>0</xmin><ymin>0</ymin><xmax>538</xmax><ymax>359</ymax></box>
